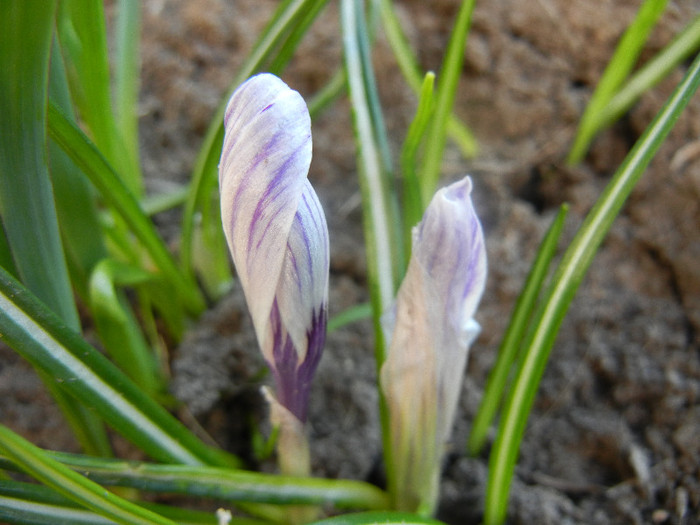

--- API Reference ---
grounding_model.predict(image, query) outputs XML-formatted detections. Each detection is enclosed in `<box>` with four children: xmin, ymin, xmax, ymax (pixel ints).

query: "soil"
<box><xmin>2</xmin><ymin>0</ymin><xmax>699</xmax><ymax>524</ymax></box>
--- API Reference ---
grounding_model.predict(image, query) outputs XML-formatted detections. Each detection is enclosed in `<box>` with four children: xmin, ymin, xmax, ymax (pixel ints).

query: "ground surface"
<box><xmin>1</xmin><ymin>1</ymin><xmax>699</xmax><ymax>524</ymax></box>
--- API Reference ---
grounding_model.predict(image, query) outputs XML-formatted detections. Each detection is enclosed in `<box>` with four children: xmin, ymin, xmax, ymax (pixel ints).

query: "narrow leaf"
<box><xmin>0</xmin><ymin>0</ymin><xmax>112</xmax><ymax>457</ymax></box>
<box><xmin>378</xmin><ymin>0</ymin><xmax>477</xmax><ymax>158</ymax></box>
<box><xmin>468</xmin><ymin>204</ymin><xmax>568</xmax><ymax>456</ymax></box>
<box><xmin>268</xmin><ymin>0</ymin><xmax>332</xmax><ymax>73</ymax></box>
<box><xmin>0</xmin><ymin>0</ymin><xmax>78</xmax><ymax>330</ymax></box>
<box><xmin>0</xmin><ymin>265</ymin><xmax>237</xmax><ymax>468</ymax></box>
<box><xmin>89</xmin><ymin>259</ymin><xmax>164</xmax><ymax>398</ymax></box>
<box><xmin>0</xmin><ymin>425</ymin><xmax>176</xmax><ymax>525</ymax></box>
<box><xmin>419</xmin><ymin>0</ymin><xmax>477</xmax><ymax>202</ymax></box>
<box><xmin>327</xmin><ymin>303</ymin><xmax>372</xmax><ymax>333</ymax></box>
<box><xmin>47</xmin><ymin>101</ymin><xmax>205</xmax><ymax>315</ymax></box>
<box><xmin>0</xmin><ymin>452</ymin><xmax>390</xmax><ymax>511</ymax></box>
<box><xmin>485</xmin><ymin>51</ymin><xmax>700</xmax><ymax>525</ymax></box>
<box><xmin>0</xmin><ymin>217</ymin><xmax>18</xmax><ymax>280</ymax></box>
<box><xmin>114</xmin><ymin>0</ymin><xmax>143</xmax><ymax>175</ymax></box>
<box><xmin>401</xmin><ymin>72</ymin><xmax>435</xmax><ymax>250</ymax></box>
<box><xmin>342</xmin><ymin>0</ymin><xmax>404</xmax><ymax>509</ymax></box>
<box><xmin>57</xmin><ymin>0</ymin><xmax>141</xmax><ymax>194</ymax></box>
<box><xmin>567</xmin><ymin>0</ymin><xmax>669</xmax><ymax>164</ymax></box>
<box><xmin>308</xmin><ymin>69</ymin><xmax>347</xmax><ymax>119</ymax></box>
<box><xmin>600</xmin><ymin>13</ymin><xmax>700</xmax><ymax>132</ymax></box>
<box><xmin>49</xmin><ymin>36</ymin><xmax>107</xmax><ymax>301</ymax></box>
<box><xmin>342</xmin><ymin>0</ymin><xmax>403</xmax><ymax>343</ymax></box>
<box><xmin>311</xmin><ymin>511</ymin><xmax>445</xmax><ymax>525</ymax></box>
<box><xmin>0</xmin><ymin>480</ymin><xmax>262</xmax><ymax>525</ymax></box>
<box><xmin>0</xmin><ymin>494</ymin><xmax>116</xmax><ymax>525</ymax></box>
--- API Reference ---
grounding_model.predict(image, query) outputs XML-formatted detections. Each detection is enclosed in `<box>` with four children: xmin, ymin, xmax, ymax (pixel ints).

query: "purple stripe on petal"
<box><xmin>295</xmin><ymin>203</ymin><xmax>315</xmax><ymax>279</ymax></box>
<box><xmin>297</xmin><ymin>306</ymin><xmax>327</xmax><ymax>403</ymax></box>
<box><xmin>269</xmin><ymin>300</ymin><xmax>327</xmax><ymax>422</ymax></box>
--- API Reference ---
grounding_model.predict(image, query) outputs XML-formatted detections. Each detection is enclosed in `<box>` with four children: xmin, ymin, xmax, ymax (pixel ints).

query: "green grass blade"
<box><xmin>0</xmin><ymin>481</ymin><xmax>85</xmax><ymax>511</ymax></box>
<box><xmin>327</xmin><ymin>303</ymin><xmax>372</xmax><ymax>333</ymax></box>
<box><xmin>467</xmin><ymin>204</ymin><xmax>568</xmax><ymax>456</ymax></box>
<box><xmin>49</xmin><ymin>37</ymin><xmax>107</xmax><ymax>301</ymax></box>
<box><xmin>43</xmin><ymin>379</ymin><xmax>112</xmax><ymax>459</ymax></box>
<box><xmin>114</xmin><ymin>0</ymin><xmax>142</xmax><ymax>177</ymax></box>
<box><xmin>56</xmin><ymin>1</ymin><xmax>141</xmax><ymax>195</ymax></box>
<box><xmin>0</xmin><ymin>453</ymin><xmax>391</xmax><ymax>511</ymax></box>
<box><xmin>0</xmin><ymin>479</ymin><xmax>124</xmax><ymax>525</ymax></box>
<box><xmin>485</xmin><ymin>51</ymin><xmax>700</xmax><ymax>525</ymax></box>
<box><xmin>0</xmin><ymin>426</ymin><xmax>176</xmax><ymax>525</ymax></box>
<box><xmin>268</xmin><ymin>0</ymin><xmax>332</xmax><ymax>73</ymax></box>
<box><xmin>378</xmin><ymin>0</ymin><xmax>477</xmax><ymax>159</ymax></box>
<box><xmin>0</xmin><ymin>480</ymin><xmax>266</xmax><ymax>525</ymax></box>
<box><xmin>342</xmin><ymin>0</ymin><xmax>404</xmax><ymax>507</ymax></box>
<box><xmin>141</xmin><ymin>184</ymin><xmax>189</xmax><ymax>216</ymax></box>
<box><xmin>0</xmin><ymin>265</ymin><xmax>237</xmax><ymax>468</ymax></box>
<box><xmin>567</xmin><ymin>0</ymin><xmax>669</xmax><ymax>164</ymax></box>
<box><xmin>240</xmin><ymin>0</ymin><xmax>305</xmax><ymax>65</ymax></box>
<box><xmin>400</xmin><ymin>72</ymin><xmax>435</xmax><ymax>249</ymax></box>
<box><xmin>0</xmin><ymin>496</ymin><xmax>216</xmax><ymax>525</ymax></box>
<box><xmin>89</xmin><ymin>259</ymin><xmax>164</xmax><ymax>398</ymax></box>
<box><xmin>138</xmin><ymin>272</ymin><xmax>187</xmax><ymax>344</ymax></box>
<box><xmin>307</xmin><ymin>2</ymin><xmax>381</xmax><ymax>121</ymax></box>
<box><xmin>342</xmin><ymin>0</ymin><xmax>402</xmax><ymax>331</ymax></box>
<box><xmin>0</xmin><ymin>219</ymin><xmax>18</xmax><ymax>280</ymax></box>
<box><xmin>308</xmin><ymin>69</ymin><xmax>347</xmax><ymax>119</ymax></box>
<box><xmin>348</xmin><ymin>0</ymin><xmax>391</xmax><ymax>178</ymax></box>
<box><xmin>419</xmin><ymin>0</ymin><xmax>476</xmax><ymax>203</ymax></box>
<box><xmin>70</xmin><ymin>457</ymin><xmax>390</xmax><ymax>510</ymax></box>
<box><xmin>191</xmin><ymin>176</ymin><xmax>233</xmax><ymax>301</ymax></box>
<box><xmin>52</xmin><ymin>14</ymin><xmax>143</xmax><ymax>295</ymax></box>
<box><xmin>180</xmin><ymin>0</ymin><xmax>328</xmax><ymax>297</ymax></box>
<box><xmin>0</xmin><ymin>0</ymin><xmax>79</xmax><ymax>330</ymax></box>
<box><xmin>47</xmin><ymin>101</ymin><xmax>205</xmax><ymax>314</ymax></box>
<box><xmin>600</xmin><ymin>13</ymin><xmax>700</xmax><ymax>132</ymax></box>
<box><xmin>0</xmin><ymin>0</ymin><xmax>111</xmax><ymax>457</ymax></box>
<box><xmin>378</xmin><ymin>0</ymin><xmax>422</xmax><ymax>89</ymax></box>
<box><xmin>0</xmin><ymin>496</ymin><xmax>117</xmax><ymax>524</ymax></box>
<box><xmin>311</xmin><ymin>511</ymin><xmax>445</xmax><ymax>525</ymax></box>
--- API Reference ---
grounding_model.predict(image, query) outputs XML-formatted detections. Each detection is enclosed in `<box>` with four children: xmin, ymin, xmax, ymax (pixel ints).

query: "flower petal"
<box><xmin>412</xmin><ymin>176</ymin><xmax>486</xmax><ymax>438</ymax></box>
<box><xmin>380</xmin><ymin>175</ymin><xmax>487</xmax><ymax>511</ymax></box>
<box><xmin>219</xmin><ymin>74</ymin><xmax>329</xmax><ymax>422</ymax></box>
<box><xmin>268</xmin><ymin>180</ymin><xmax>328</xmax><ymax>421</ymax></box>
<box><xmin>219</xmin><ymin>73</ymin><xmax>312</xmax><ymax>354</ymax></box>
<box><xmin>276</xmin><ymin>180</ymin><xmax>329</xmax><ymax>363</ymax></box>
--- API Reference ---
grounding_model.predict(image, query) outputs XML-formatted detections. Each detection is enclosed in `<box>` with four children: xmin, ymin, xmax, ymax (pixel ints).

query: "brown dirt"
<box><xmin>2</xmin><ymin>0</ymin><xmax>699</xmax><ymax>523</ymax></box>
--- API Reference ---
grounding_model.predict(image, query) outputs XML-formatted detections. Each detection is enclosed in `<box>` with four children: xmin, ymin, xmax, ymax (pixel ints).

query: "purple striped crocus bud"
<box><xmin>380</xmin><ymin>176</ymin><xmax>487</xmax><ymax>513</ymax></box>
<box><xmin>219</xmin><ymin>73</ymin><xmax>329</xmax><ymax>424</ymax></box>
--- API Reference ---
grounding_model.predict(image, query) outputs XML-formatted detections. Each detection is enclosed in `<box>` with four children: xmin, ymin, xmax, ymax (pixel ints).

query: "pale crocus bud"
<box><xmin>380</xmin><ymin>176</ymin><xmax>487</xmax><ymax>513</ymax></box>
<box><xmin>219</xmin><ymin>73</ymin><xmax>329</xmax><ymax>424</ymax></box>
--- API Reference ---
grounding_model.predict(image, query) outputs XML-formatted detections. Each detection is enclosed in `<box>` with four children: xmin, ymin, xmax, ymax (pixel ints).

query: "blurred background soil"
<box><xmin>2</xmin><ymin>0</ymin><xmax>700</xmax><ymax>523</ymax></box>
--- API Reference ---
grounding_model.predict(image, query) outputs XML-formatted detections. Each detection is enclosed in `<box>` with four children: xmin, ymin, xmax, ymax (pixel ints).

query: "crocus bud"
<box><xmin>219</xmin><ymin>73</ymin><xmax>329</xmax><ymax>424</ymax></box>
<box><xmin>380</xmin><ymin>176</ymin><xmax>487</xmax><ymax>513</ymax></box>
